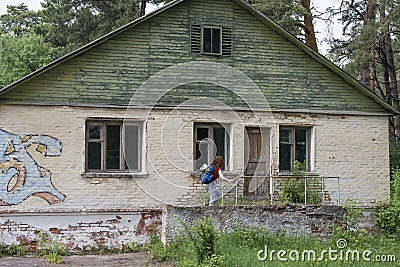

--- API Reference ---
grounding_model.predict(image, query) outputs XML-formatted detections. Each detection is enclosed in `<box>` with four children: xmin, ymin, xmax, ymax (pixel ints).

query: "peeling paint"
<box><xmin>0</xmin><ymin>210</ymin><xmax>162</xmax><ymax>251</ymax></box>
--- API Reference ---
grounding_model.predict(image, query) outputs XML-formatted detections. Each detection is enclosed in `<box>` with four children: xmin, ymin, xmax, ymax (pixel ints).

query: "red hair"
<box><xmin>212</xmin><ymin>155</ymin><xmax>224</xmax><ymax>169</ymax></box>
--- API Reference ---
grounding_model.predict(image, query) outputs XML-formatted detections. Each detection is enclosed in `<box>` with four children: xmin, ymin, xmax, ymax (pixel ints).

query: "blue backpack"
<box><xmin>201</xmin><ymin>165</ymin><xmax>215</xmax><ymax>184</ymax></box>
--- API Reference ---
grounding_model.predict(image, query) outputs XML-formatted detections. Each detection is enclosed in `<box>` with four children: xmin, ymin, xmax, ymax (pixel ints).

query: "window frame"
<box><xmin>201</xmin><ymin>26</ymin><xmax>222</xmax><ymax>56</ymax></box>
<box><xmin>279</xmin><ymin>126</ymin><xmax>313</xmax><ymax>172</ymax></box>
<box><xmin>85</xmin><ymin>120</ymin><xmax>143</xmax><ymax>173</ymax></box>
<box><xmin>194</xmin><ymin>123</ymin><xmax>230</xmax><ymax>171</ymax></box>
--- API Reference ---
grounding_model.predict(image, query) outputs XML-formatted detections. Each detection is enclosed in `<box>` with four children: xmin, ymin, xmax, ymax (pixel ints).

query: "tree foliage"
<box><xmin>0</xmin><ymin>33</ymin><xmax>53</xmax><ymax>88</ymax></box>
<box><xmin>246</xmin><ymin>0</ymin><xmax>304</xmax><ymax>37</ymax></box>
<box><xmin>0</xmin><ymin>0</ymin><xmax>163</xmax><ymax>86</ymax></box>
<box><xmin>39</xmin><ymin>0</ymin><xmax>154</xmax><ymax>56</ymax></box>
<box><xmin>246</xmin><ymin>0</ymin><xmax>318</xmax><ymax>51</ymax></box>
<box><xmin>0</xmin><ymin>4</ymin><xmax>53</xmax><ymax>88</ymax></box>
<box><xmin>327</xmin><ymin>0</ymin><xmax>400</xmax><ymax>146</ymax></box>
<box><xmin>0</xmin><ymin>4</ymin><xmax>41</xmax><ymax>37</ymax></box>
<box><xmin>39</xmin><ymin>0</ymin><xmax>165</xmax><ymax>56</ymax></box>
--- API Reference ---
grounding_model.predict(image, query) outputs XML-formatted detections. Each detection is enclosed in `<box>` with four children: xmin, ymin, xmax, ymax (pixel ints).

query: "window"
<box><xmin>194</xmin><ymin>123</ymin><xmax>230</xmax><ymax>170</ymax></box>
<box><xmin>191</xmin><ymin>24</ymin><xmax>231</xmax><ymax>55</ymax></box>
<box><xmin>279</xmin><ymin>126</ymin><xmax>312</xmax><ymax>171</ymax></box>
<box><xmin>86</xmin><ymin>120</ymin><xmax>142</xmax><ymax>172</ymax></box>
<box><xmin>202</xmin><ymin>27</ymin><xmax>221</xmax><ymax>55</ymax></box>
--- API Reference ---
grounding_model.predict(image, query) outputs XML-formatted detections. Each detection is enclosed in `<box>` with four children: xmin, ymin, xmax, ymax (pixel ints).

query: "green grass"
<box><xmin>150</xmin><ymin>226</ymin><xmax>400</xmax><ymax>266</ymax></box>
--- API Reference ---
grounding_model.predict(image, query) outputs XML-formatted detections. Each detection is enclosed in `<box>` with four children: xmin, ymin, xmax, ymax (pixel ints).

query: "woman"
<box><xmin>206</xmin><ymin>155</ymin><xmax>229</xmax><ymax>206</ymax></box>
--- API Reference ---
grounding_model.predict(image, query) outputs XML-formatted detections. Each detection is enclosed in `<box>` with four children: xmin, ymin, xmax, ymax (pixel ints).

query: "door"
<box><xmin>244</xmin><ymin>127</ymin><xmax>270</xmax><ymax>200</ymax></box>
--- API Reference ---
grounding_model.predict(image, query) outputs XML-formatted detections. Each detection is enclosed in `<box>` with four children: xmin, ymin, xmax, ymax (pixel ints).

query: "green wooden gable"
<box><xmin>0</xmin><ymin>0</ymin><xmax>395</xmax><ymax>114</ymax></box>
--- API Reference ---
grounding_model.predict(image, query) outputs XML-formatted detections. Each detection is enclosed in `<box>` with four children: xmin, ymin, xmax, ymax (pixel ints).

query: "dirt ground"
<box><xmin>0</xmin><ymin>252</ymin><xmax>171</xmax><ymax>267</ymax></box>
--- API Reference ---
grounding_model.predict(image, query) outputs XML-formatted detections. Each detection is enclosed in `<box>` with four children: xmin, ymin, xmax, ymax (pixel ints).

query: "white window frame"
<box><xmin>278</xmin><ymin>125</ymin><xmax>315</xmax><ymax>172</ymax></box>
<box><xmin>194</xmin><ymin>123</ymin><xmax>230</xmax><ymax>170</ymax></box>
<box><xmin>86</xmin><ymin>120</ymin><xmax>143</xmax><ymax>173</ymax></box>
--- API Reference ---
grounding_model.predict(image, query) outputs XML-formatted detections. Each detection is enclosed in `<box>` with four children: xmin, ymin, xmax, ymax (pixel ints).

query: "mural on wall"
<box><xmin>0</xmin><ymin>129</ymin><xmax>66</xmax><ymax>206</ymax></box>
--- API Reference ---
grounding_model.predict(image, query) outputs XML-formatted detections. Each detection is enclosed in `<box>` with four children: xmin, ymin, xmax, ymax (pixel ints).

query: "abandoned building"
<box><xmin>0</xmin><ymin>0</ymin><xmax>394</xmax><ymax>249</ymax></box>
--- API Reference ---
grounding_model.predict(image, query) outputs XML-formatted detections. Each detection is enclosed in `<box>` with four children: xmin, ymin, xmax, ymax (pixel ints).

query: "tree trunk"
<box><xmin>359</xmin><ymin>0</ymin><xmax>376</xmax><ymax>89</ymax></box>
<box><xmin>300</xmin><ymin>0</ymin><xmax>318</xmax><ymax>51</ymax></box>
<box><xmin>140</xmin><ymin>0</ymin><xmax>146</xmax><ymax>16</ymax></box>
<box><xmin>384</xmin><ymin>34</ymin><xmax>400</xmax><ymax>146</ymax></box>
<box><xmin>380</xmin><ymin>0</ymin><xmax>399</xmax><ymax>147</ymax></box>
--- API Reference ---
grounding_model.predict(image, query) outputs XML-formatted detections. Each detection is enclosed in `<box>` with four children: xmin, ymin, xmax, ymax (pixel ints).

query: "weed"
<box><xmin>0</xmin><ymin>243</ymin><xmax>26</xmax><ymax>257</ymax></box>
<box><xmin>149</xmin><ymin>232</ymin><xmax>169</xmax><ymax>261</ymax></box>
<box><xmin>182</xmin><ymin>216</ymin><xmax>218</xmax><ymax>264</ymax></box>
<box><xmin>121</xmin><ymin>242</ymin><xmax>147</xmax><ymax>253</ymax></box>
<box><xmin>44</xmin><ymin>251</ymin><xmax>62</xmax><ymax>264</ymax></box>
<box><xmin>343</xmin><ymin>199</ymin><xmax>362</xmax><ymax>233</ymax></box>
<box><xmin>38</xmin><ymin>231</ymin><xmax>68</xmax><ymax>264</ymax></box>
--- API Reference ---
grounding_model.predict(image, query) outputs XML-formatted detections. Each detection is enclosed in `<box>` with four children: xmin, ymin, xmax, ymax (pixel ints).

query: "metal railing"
<box><xmin>200</xmin><ymin>175</ymin><xmax>242</xmax><ymax>206</ymax></box>
<box><xmin>197</xmin><ymin>174</ymin><xmax>347</xmax><ymax>206</ymax></box>
<box><xmin>270</xmin><ymin>175</ymin><xmax>341</xmax><ymax>205</ymax></box>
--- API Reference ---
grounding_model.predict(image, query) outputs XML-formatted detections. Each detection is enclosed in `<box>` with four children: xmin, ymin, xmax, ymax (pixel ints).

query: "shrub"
<box><xmin>149</xmin><ymin>232</ymin><xmax>169</xmax><ymax>262</ymax></box>
<box><xmin>0</xmin><ymin>243</ymin><xmax>26</xmax><ymax>257</ymax></box>
<box><xmin>375</xmin><ymin>168</ymin><xmax>400</xmax><ymax>239</ymax></box>
<box><xmin>181</xmin><ymin>216</ymin><xmax>219</xmax><ymax>264</ymax></box>
<box><xmin>280</xmin><ymin>161</ymin><xmax>322</xmax><ymax>204</ymax></box>
<box><xmin>390</xmin><ymin>147</ymin><xmax>400</xmax><ymax>170</ymax></box>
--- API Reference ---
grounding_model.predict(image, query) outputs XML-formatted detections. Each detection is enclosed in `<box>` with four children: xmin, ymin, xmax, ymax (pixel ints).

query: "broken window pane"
<box><xmin>197</xmin><ymin>127</ymin><xmax>209</xmax><ymax>141</ymax></box>
<box><xmin>279</xmin><ymin>143</ymin><xmax>292</xmax><ymax>171</ymax></box>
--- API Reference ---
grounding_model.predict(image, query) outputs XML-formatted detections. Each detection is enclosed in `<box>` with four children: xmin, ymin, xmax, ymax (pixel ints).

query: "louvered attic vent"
<box><xmin>191</xmin><ymin>24</ymin><xmax>232</xmax><ymax>56</ymax></box>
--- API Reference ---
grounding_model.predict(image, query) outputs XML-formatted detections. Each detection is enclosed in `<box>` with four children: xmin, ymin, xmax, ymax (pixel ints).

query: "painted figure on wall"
<box><xmin>0</xmin><ymin>129</ymin><xmax>66</xmax><ymax>206</ymax></box>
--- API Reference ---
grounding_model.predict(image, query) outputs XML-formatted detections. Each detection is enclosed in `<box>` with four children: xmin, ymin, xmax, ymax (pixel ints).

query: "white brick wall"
<box><xmin>0</xmin><ymin>104</ymin><xmax>390</xmax><ymax>211</ymax></box>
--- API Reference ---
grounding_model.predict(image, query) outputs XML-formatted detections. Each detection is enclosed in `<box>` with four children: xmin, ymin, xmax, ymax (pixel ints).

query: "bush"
<box><xmin>280</xmin><ymin>161</ymin><xmax>322</xmax><ymax>204</ymax></box>
<box><xmin>148</xmin><ymin>232</ymin><xmax>170</xmax><ymax>262</ymax></box>
<box><xmin>390</xmin><ymin>147</ymin><xmax>400</xmax><ymax>170</ymax></box>
<box><xmin>183</xmin><ymin>216</ymin><xmax>218</xmax><ymax>264</ymax></box>
<box><xmin>0</xmin><ymin>243</ymin><xmax>26</xmax><ymax>257</ymax></box>
<box><xmin>375</xmin><ymin>168</ymin><xmax>400</xmax><ymax>239</ymax></box>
